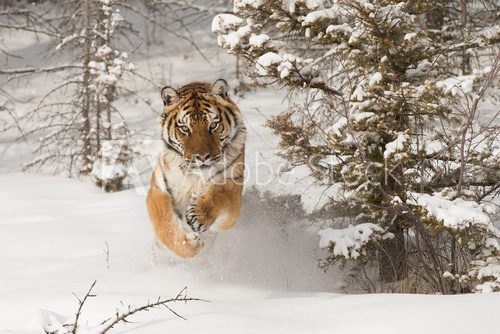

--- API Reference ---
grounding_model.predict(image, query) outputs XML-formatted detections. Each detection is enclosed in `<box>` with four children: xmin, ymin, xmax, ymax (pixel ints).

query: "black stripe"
<box><xmin>226</xmin><ymin>127</ymin><xmax>245</xmax><ymax>146</ymax></box>
<box><xmin>161</xmin><ymin>171</ymin><xmax>183</xmax><ymax>220</ymax></box>
<box><xmin>162</xmin><ymin>137</ymin><xmax>184</xmax><ymax>156</ymax></box>
<box><xmin>167</xmin><ymin>115</ymin><xmax>174</xmax><ymax>129</ymax></box>
<box><xmin>161</xmin><ymin>171</ymin><xmax>174</xmax><ymax>195</ymax></box>
<box><xmin>210</xmin><ymin>151</ymin><xmax>244</xmax><ymax>180</ymax></box>
<box><xmin>221</xmin><ymin>109</ymin><xmax>231</xmax><ymax>126</ymax></box>
<box><xmin>226</xmin><ymin>107</ymin><xmax>238</xmax><ymax>127</ymax></box>
<box><xmin>173</xmin><ymin>208</ymin><xmax>183</xmax><ymax>220</ymax></box>
<box><xmin>233</xmin><ymin>175</ymin><xmax>244</xmax><ymax>182</ymax></box>
<box><xmin>226</xmin><ymin>107</ymin><xmax>236</xmax><ymax>118</ymax></box>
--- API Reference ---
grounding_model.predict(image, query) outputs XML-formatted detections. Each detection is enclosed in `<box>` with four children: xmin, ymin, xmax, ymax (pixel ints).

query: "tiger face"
<box><xmin>160</xmin><ymin>79</ymin><xmax>241</xmax><ymax>169</ymax></box>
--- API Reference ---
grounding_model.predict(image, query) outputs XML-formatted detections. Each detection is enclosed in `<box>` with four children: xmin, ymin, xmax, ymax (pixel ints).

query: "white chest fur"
<box><xmin>168</xmin><ymin>169</ymin><xmax>206</xmax><ymax>213</ymax></box>
<box><xmin>155</xmin><ymin>163</ymin><xmax>207</xmax><ymax>215</ymax></box>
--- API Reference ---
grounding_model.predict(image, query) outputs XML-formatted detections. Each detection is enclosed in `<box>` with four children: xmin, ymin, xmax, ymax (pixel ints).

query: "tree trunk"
<box><xmin>80</xmin><ymin>0</ymin><xmax>92</xmax><ymax>174</ymax></box>
<box><xmin>460</xmin><ymin>0</ymin><xmax>471</xmax><ymax>75</ymax></box>
<box><xmin>379</xmin><ymin>223</ymin><xmax>407</xmax><ymax>282</ymax></box>
<box><xmin>426</xmin><ymin>2</ymin><xmax>443</xmax><ymax>30</ymax></box>
<box><xmin>380</xmin><ymin>136</ymin><xmax>408</xmax><ymax>283</ymax></box>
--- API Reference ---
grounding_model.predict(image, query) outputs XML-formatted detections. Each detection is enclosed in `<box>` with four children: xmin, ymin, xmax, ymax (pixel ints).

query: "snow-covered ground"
<box><xmin>1</xmin><ymin>21</ymin><xmax>499</xmax><ymax>334</ymax></box>
<box><xmin>1</xmin><ymin>173</ymin><xmax>499</xmax><ymax>334</ymax></box>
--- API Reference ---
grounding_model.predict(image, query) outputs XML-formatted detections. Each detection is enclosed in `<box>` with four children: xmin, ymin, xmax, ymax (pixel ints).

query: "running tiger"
<box><xmin>146</xmin><ymin>79</ymin><xmax>246</xmax><ymax>259</ymax></box>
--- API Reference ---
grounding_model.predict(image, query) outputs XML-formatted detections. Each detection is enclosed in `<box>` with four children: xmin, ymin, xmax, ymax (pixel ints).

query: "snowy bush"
<box><xmin>91</xmin><ymin>122</ymin><xmax>139</xmax><ymax>192</ymax></box>
<box><xmin>214</xmin><ymin>0</ymin><xmax>500</xmax><ymax>292</ymax></box>
<box><xmin>407</xmin><ymin>191</ymin><xmax>500</xmax><ymax>293</ymax></box>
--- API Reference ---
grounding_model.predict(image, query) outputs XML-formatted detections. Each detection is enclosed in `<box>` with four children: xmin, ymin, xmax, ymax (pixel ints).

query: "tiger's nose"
<box><xmin>194</xmin><ymin>153</ymin><xmax>211</xmax><ymax>162</ymax></box>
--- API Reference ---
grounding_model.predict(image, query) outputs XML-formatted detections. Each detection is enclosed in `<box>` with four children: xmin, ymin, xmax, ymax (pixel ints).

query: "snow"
<box><xmin>1</xmin><ymin>174</ymin><xmax>500</xmax><ymax>333</ymax></box>
<box><xmin>351</xmin><ymin>80</ymin><xmax>367</xmax><ymax>100</ymax></box>
<box><xmin>92</xmin><ymin>162</ymin><xmax>126</xmax><ymax>180</ymax></box>
<box><xmin>96</xmin><ymin>45</ymin><xmax>113</xmax><ymax>57</ymax></box>
<box><xmin>476</xmin><ymin>281</ymin><xmax>500</xmax><ymax>293</ymax></box>
<box><xmin>214</xmin><ymin>22</ymin><xmax>252</xmax><ymax>50</ymax></box>
<box><xmin>233</xmin><ymin>0</ymin><xmax>265</xmax><ymax>13</ymax></box>
<box><xmin>282</xmin><ymin>0</ymin><xmax>298</xmax><ymax>13</ymax></box>
<box><xmin>222</xmin><ymin>31</ymin><xmax>242</xmax><ymax>49</ymax></box>
<box><xmin>0</xmin><ymin>173</ymin><xmax>330</xmax><ymax>332</ymax></box>
<box><xmin>249</xmin><ymin>33</ymin><xmax>270</xmax><ymax>47</ymax></box>
<box><xmin>436</xmin><ymin>75</ymin><xmax>476</xmax><ymax>96</ymax></box>
<box><xmin>407</xmin><ymin>192</ymin><xmax>494</xmax><ymax>230</ymax></box>
<box><xmin>384</xmin><ymin>132</ymin><xmax>408</xmax><ymax>159</ymax></box>
<box><xmin>404</xmin><ymin>32</ymin><xmax>417</xmax><ymax>41</ymax></box>
<box><xmin>302</xmin><ymin>6</ymin><xmax>343</xmax><ymax>26</ymax></box>
<box><xmin>327</xmin><ymin>118</ymin><xmax>347</xmax><ymax>137</ymax></box>
<box><xmin>368</xmin><ymin>72</ymin><xmax>382</xmax><ymax>86</ymax></box>
<box><xmin>256</xmin><ymin>52</ymin><xmax>283</xmax><ymax>75</ymax></box>
<box><xmin>476</xmin><ymin>262</ymin><xmax>500</xmax><ymax>282</ymax></box>
<box><xmin>406</xmin><ymin>59</ymin><xmax>432</xmax><ymax>78</ymax></box>
<box><xmin>477</xmin><ymin>25</ymin><xmax>500</xmax><ymax>43</ymax></box>
<box><xmin>472</xmin><ymin>258</ymin><xmax>500</xmax><ymax>293</ymax></box>
<box><xmin>318</xmin><ymin>223</ymin><xmax>393</xmax><ymax>259</ymax></box>
<box><xmin>55</xmin><ymin>34</ymin><xmax>78</xmax><ymax>51</ymax></box>
<box><xmin>211</xmin><ymin>14</ymin><xmax>243</xmax><ymax>34</ymax></box>
<box><xmin>326</xmin><ymin>24</ymin><xmax>353</xmax><ymax>36</ymax></box>
<box><xmin>348</xmin><ymin>27</ymin><xmax>365</xmax><ymax>45</ymax></box>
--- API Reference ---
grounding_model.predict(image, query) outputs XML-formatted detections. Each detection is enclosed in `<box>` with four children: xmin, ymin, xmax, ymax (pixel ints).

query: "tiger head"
<box><xmin>160</xmin><ymin>79</ymin><xmax>243</xmax><ymax>169</ymax></box>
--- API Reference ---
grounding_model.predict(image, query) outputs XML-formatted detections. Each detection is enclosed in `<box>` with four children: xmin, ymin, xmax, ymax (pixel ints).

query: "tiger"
<box><xmin>146</xmin><ymin>79</ymin><xmax>246</xmax><ymax>259</ymax></box>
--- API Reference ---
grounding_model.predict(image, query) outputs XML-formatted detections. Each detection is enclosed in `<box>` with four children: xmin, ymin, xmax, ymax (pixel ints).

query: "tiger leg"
<box><xmin>146</xmin><ymin>185</ymin><xmax>203</xmax><ymax>259</ymax></box>
<box><xmin>186</xmin><ymin>180</ymin><xmax>243</xmax><ymax>232</ymax></box>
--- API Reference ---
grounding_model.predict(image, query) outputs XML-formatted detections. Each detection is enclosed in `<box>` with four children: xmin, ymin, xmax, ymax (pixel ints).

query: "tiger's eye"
<box><xmin>179</xmin><ymin>125</ymin><xmax>190</xmax><ymax>135</ymax></box>
<box><xmin>209</xmin><ymin>122</ymin><xmax>219</xmax><ymax>132</ymax></box>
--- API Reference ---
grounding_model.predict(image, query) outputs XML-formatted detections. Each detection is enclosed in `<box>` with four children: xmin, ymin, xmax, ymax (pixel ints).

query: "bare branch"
<box><xmin>98</xmin><ymin>287</ymin><xmax>208</xmax><ymax>334</ymax></box>
<box><xmin>72</xmin><ymin>280</ymin><xmax>97</xmax><ymax>334</ymax></box>
<box><xmin>0</xmin><ymin>64</ymin><xmax>83</xmax><ymax>75</ymax></box>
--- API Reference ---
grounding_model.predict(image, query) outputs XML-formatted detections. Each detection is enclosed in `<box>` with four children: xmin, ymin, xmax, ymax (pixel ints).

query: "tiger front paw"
<box><xmin>186</xmin><ymin>202</ymin><xmax>207</xmax><ymax>232</ymax></box>
<box><xmin>185</xmin><ymin>231</ymin><xmax>202</xmax><ymax>246</ymax></box>
<box><xmin>177</xmin><ymin>231</ymin><xmax>203</xmax><ymax>258</ymax></box>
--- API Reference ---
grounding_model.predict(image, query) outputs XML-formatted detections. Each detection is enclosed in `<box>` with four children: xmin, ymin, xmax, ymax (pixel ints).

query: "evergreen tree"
<box><xmin>213</xmin><ymin>0</ymin><xmax>500</xmax><ymax>292</ymax></box>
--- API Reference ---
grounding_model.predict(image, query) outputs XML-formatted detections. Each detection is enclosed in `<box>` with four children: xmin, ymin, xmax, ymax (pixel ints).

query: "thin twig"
<box><xmin>71</xmin><ymin>280</ymin><xmax>97</xmax><ymax>334</ymax></box>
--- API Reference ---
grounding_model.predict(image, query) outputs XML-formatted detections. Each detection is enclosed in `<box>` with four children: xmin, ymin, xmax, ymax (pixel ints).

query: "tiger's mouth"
<box><xmin>197</xmin><ymin>164</ymin><xmax>212</xmax><ymax>169</ymax></box>
<box><xmin>186</xmin><ymin>158</ymin><xmax>217</xmax><ymax>170</ymax></box>
<box><xmin>184</xmin><ymin>161</ymin><xmax>215</xmax><ymax>175</ymax></box>
<box><xmin>180</xmin><ymin>152</ymin><xmax>223</xmax><ymax>171</ymax></box>
<box><xmin>192</xmin><ymin>161</ymin><xmax>212</xmax><ymax>168</ymax></box>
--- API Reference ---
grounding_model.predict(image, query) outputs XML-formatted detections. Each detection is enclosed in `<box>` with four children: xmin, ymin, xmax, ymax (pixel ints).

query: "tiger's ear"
<box><xmin>211</xmin><ymin>78</ymin><xmax>228</xmax><ymax>99</ymax></box>
<box><xmin>161</xmin><ymin>86</ymin><xmax>179</xmax><ymax>106</ymax></box>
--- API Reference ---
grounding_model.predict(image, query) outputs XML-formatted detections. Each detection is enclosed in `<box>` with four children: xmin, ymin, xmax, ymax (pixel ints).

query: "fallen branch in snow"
<box><xmin>59</xmin><ymin>282</ymin><xmax>208</xmax><ymax>334</ymax></box>
<box><xmin>98</xmin><ymin>287</ymin><xmax>207</xmax><ymax>334</ymax></box>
